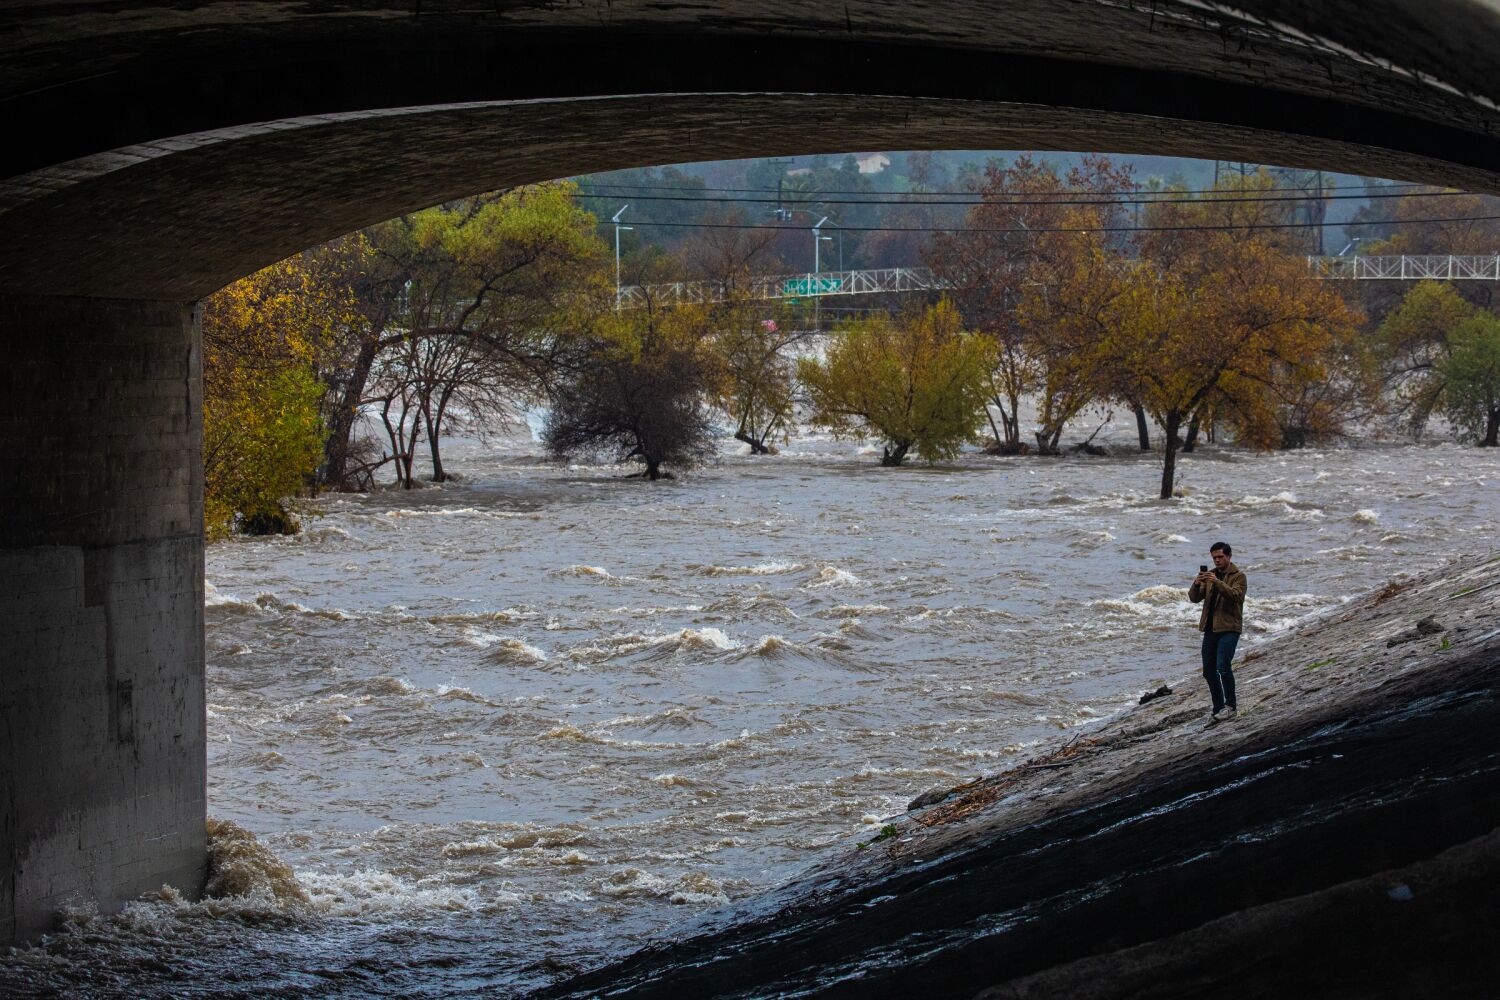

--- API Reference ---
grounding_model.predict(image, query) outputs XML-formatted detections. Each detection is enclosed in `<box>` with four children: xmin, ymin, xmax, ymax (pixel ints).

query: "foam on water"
<box><xmin>383</xmin><ymin>507</ymin><xmax>493</xmax><ymax>518</ymax></box>
<box><xmin>566</xmin><ymin>627</ymin><xmax>740</xmax><ymax>663</ymax></box>
<box><xmin>807</xmin><ymin>565</ymin><xmax>862</xmax><ymax>588</ymax></box>
<box><xmin>560</xmin><ymin>564</ymin><xmax>627</xmax><ymax>582</ymax></box>
<box><xmin>296</xmin><ymin>869</ymin><xmax>512</xmax><ymax>917</ymax></box>
<box><xmin>461</xmin><ymin>628</ymin><xmax>548</xmax><ymax>663</ymax></box>
<box><xmin>487</xmin><ymin>638</ymin><xmax>549</xmax><ymax>664</ymax></box>
<box><xmin>427</xmin><ymin>607</ymin><xmax>537</xmax><ymax>624</ymax></box>
<box><xmin>204</xmin><ymin>818</ymin><xmax>309</xmax><ymax>905</ymax></box>
<box><xmin>747</xmin><ymin>634</ymin><xmax>795</xmax><ymax>657</ymax></box>
<box><xmin>253</xmin><ymin>592</ymin><xmax>359</xmax><ymax>620</ymax></box>
<box><xmin>699</xmin><ymin>561</ymin><xmax>804</xmax><ymax>576</ymax></box>
<box><xmin>597</xmin><ymin>868</ymin><xmax>730</xmax><ymax>905</ymax></box>
<box><xmin>204</xmin><ymin>581</ymin><xmax>257</xmax><ymax>611</ymax></box>
<box><xmin>1130</xmin><ymin>584</ymin><xmax>1186</xmax><ymax>604</ymax></box>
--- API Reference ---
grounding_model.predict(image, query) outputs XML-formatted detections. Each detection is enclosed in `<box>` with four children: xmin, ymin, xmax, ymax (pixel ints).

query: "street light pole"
<box><xmin>813</xmin><ymin>216</ymin><xmax>831</xmax><ymax>330</ymax></box>
<box><xmin>612</xmin><ymin>205</ymin><xmax>632</xmax><ymax>311</ymax></box>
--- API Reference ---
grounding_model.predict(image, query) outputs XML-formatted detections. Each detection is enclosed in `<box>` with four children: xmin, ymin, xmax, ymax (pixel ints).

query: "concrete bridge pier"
<box><xmin>0</xmin><ymin>294</ymin><xmax>206</xmax><ymax>942</ymax></box>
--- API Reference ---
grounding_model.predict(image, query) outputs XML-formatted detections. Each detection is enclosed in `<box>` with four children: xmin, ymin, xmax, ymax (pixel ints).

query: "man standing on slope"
<box><xmin>1189</xmin><ymin>542</ymin><xmax>1247</xmax><ymax>723</ymax></box>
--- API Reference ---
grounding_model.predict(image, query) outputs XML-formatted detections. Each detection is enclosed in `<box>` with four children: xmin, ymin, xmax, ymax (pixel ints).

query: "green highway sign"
<box><xmin>782</xmin><ymin>276</ymin><xmax>843</xmax><ymax>296</ymax></box>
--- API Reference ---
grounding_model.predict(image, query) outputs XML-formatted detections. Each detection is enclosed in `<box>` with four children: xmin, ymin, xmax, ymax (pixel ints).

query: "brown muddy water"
<box><xmin>5</xmin><ymin>425</ymin><xmax>1498</xmax><ymax>998</ymax></box>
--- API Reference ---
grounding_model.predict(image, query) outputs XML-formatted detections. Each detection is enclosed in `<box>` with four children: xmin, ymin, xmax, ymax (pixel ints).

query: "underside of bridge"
<box><xmin>3</xmin><ymin>0</ymin><xmax>1500</xmax><ymax>950</ymax></box>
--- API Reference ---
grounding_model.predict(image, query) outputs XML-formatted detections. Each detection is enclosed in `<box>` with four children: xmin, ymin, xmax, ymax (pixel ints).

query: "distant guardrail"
<box><xmin>1307</xmin><ymin>255</ymin><xmax>1500</xmax><ymax>280</ymax></box>
<box><xmin>621</xmin><ymin>255</ymin><xmax>1500</xmax><ymax>307</ymax></box>
<box><xmin>621</xmin><ymin>267</ymin><xmax>948</xmax><ymax>307</ymax></box>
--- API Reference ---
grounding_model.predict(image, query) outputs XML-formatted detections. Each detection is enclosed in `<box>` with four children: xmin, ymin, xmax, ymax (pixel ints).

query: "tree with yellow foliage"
<box><xmin>543</xmin><ymin>273</ymin><xmax>724</xmax><ymax>480</ymax></box>
<box><xmin>928</xmin><ymin>154</ymin><xmax>1134</xmax><ymax>453</ymax></box>
<box><xmin>1376</xmin><ymin>280</ymin><xmax>1478</xmax><ymax>437</ymax></box>
<box><xmin>679</xmin><ymin>214</ymin><xmax>804</xmax><ymax>454</ymax></box>
<box><xmin>1017</xmin><ymin>221</ymin><xmax>1131</xmax><ymax>455</ymax></box>
<box><xmin>699</xmin><ymin>296</ymin><xmax>803</xmax><ymax>455</ymax></box>
<box><xmin>1441</xmin><ymin>311</ymin><xmax>1500</xmax><ymax>446</ymax></box>
<box><xmin>1354</xmin><ymin>185</ymin><xmax>1500</xmax><ymax>258</ymax></box>
<box><xmin>359</xmin><ymin>183</ymin><xmax>607</xmax><ymax>486</ymax></box>
<box><xmin>797</xmin><ymin>299</ymin><xmax>992</xmax><ymax>466</ymax></box>
<box><xmin>1105</xmin><ymin>235</ymin><xmax>1359</xmax><ymax>498</ymax></box>
<box><xmin>201</xmin><ymin>249</ymin><xmax>362</xmax><ymax>535</ymax></box>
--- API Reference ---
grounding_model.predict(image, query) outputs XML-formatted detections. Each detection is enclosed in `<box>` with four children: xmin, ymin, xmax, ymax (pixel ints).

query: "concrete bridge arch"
<box><xmin>4</xmin><ymin>0</ymin><xmax>1500</xmax><ymax>944</ymax></box>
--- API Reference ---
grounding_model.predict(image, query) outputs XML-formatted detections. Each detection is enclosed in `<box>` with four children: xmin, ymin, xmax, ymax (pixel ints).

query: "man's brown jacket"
<box><xmin>1188</xmin><ymin>562</ymin><xmax>1247</xmax><ymax>634</ymax></box>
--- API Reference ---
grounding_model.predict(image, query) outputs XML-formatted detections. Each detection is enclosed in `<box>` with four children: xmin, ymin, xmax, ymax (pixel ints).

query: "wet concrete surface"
<box><xmin>539</xmin><ymin>556</ymin><xmax>1500</xmax><ymax>998</ymax></box>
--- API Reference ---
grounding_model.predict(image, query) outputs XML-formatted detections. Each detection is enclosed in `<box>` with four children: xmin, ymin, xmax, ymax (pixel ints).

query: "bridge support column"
<box><xmin>0</xmin><ymin>294</ymin><xmax>206</xmax><ymax>944</ymax></box>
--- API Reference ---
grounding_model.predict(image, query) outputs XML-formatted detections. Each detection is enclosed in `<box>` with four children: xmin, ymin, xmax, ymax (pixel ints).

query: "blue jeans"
<box><xmin>1201</xmin><ymin>630</ymin><xmax>1239</xmax><ymax>713</ymax></box>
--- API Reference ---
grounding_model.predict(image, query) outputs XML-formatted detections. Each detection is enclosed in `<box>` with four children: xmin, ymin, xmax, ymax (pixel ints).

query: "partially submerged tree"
<box><xmin>1017</xmin><ymin>221</ymin><xmax>1131</xmax><ymax>455</ymax></box>
<box><xmin>1105</xmin><ymin>236</ymin><xmax>1358</xmax><ymax>498</ymax></box>
<box><xmin>1441</xmin><ymin>311</ymin><xmax>1500</xmax><ymax>446</ymax></box>
<box><xmin>1375</xmin><ymin>280</ymin><xmax>1476</xmax><ymax>437</ymax></box>
<box><xmin>710</xmin><ymin>300</ymin><xmax>803</xmax><ymax>454</ymax></box>
<box><xmin>798</xmin><ymin>299</ymin><xmax>992</xmax><ymax>466</ymax></box>
<box><xmin>201</xmin><ymin>254</ymin><xmax>344</xmax><ymax>535</ymax></box>
<box><xmin>543</xmin><ymin>298</ymin><xmax>722</xmax><ymax>480</ymax></box>
<box><xmin>317</xmin><ymin>182</ymin><xmax>605</xmax><ymax>489</ymax></box>
<box><xmin>925</xmin><ymin>155</ymin><xmax>1057</xmax><ymax>451</ymax></box>
<box><xmin>928</xmin><ymin>154</ymin><xmax>1136</xmax><ymax>453</ymax></box>
<box><xmin>682</xmin><ymin>213</ymin><xmax>804</xmax><ymax>454</ymax></box>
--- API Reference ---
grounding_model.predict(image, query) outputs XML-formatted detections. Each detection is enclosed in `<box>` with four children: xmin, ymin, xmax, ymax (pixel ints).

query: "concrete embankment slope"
<box><xmin>541</xmin><ymin>555</ymin><xmax>1500</xmax><ymax>999</ymax></box>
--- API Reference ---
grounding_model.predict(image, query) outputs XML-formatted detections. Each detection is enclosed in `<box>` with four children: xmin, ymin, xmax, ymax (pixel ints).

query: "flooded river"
<box><xmin>5</xmin><ymin>423</ymin><xmax>1497</xmax><ymax>998</ymax></box>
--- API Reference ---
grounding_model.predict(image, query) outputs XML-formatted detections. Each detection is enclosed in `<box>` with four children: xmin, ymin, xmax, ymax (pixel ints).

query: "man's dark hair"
<box><xmin>1210</xmin><ymin>541</ymin><xmax>1232</xmax><ymax>556</ymax></box>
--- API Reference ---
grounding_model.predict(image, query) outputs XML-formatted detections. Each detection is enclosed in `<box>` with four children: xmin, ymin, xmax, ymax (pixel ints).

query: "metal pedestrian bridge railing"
<box><xmin>620</xmin><ymin>267</ymin><xmax>949</xmax><ymax>307</ymax></box>
<box><xmin>1305</xmin><ymin>254</ymin><xmax>1500</xmax><ymax>281</ymax></box>
<box><xmin>621</xmin><ymin>255</ymin><xmax>1500</xmax><ymax>307</ymax></box>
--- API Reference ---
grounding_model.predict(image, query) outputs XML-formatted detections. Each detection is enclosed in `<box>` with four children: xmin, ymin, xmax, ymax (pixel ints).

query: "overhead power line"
<box><xmin>612</xmin><ymin>213</ymin><xmax>1500</xmax><ymax>235</ymax></box>
<box><xmin>573</xmin><ymin>179</ymin><xmax>1439</xmax><ymax>198</ymax></box>
<box><xmin>573</xmin><ymin>189</ymin><xmax>1483</xmax><ymax>209</ymax></box>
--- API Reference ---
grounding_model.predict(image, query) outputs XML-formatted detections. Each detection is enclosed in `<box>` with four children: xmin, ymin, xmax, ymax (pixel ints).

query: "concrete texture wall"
<box><xmin>0</xmin><ymin>294</ymin><xmax>206</xmax><ymax>943</ymax></box>
<box><xmin>5</xmin><ymin>3</ymin><xmax>1500</xmax><ymax>300</ymax></box>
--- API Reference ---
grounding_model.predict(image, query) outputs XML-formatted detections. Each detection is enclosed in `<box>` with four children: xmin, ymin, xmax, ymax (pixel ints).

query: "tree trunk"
<box><xmin>426</xmin><ymin>414</ymin><xmax>446</xmax><ymax>481</ymax></box>
<box><xmin>1034</xmin><ymin>426</ymin><xmax>1063</xmax><ymax>456</ymax></box>
<box><xmin>319</xmin><ymin>339</ymin><xmax>381</xmax><ymax>490</ymax></box>
<box><xmin>735</xmin><ymin>430</ymin><xmax>770</xmax><ymax>455</ymax></box>
<box><xmin>881</xmin><ymin>441</ymin><xmax>910</xmax><ymax>466</ymax></box>
<box><xmin>1160</xmin><ymin>411</ymin><xmax>1181</xmax><ymax>500</ymax></box>
<box><xmin>379</xmin><ymin>397</ymin><xmax>407</xmax><ymax>489</ymax></box>
<box><xmin>644</xmin><ymin>456</ymin><xmax>663</xmax><ymax>479</ymax></box>
<box><xmin>401</xmin><ymin>409</ymin><xmax>421</xmax><ymax>489</ymax></box>
<box><xmin>426</xmin><ymin>389</ymin><xmax>453</xmax><ymax>482</ymax></box>
<box><xmin>1133</xmin><ymin>402</ymin><xmax>1150</xmax><ymax>451</ymax></box>
<box><xmin>1483</xmin><ymin>407</ymin><xmax>1499</xmax><ymax>447</ymax></box>
<box><xmin>988</xmin><ymin>397</ymin><xmax>1021</xmax><ymax>449</ymax></box>
<box><xmin>1182</xmin><ymin>410</ymin><xmax>1202</xmax><ymax>453</ymax></box>
<box><xmin>984</xmin><ymin>406</ymin><xmax>1005</xmax><ymax>452</ymax></box>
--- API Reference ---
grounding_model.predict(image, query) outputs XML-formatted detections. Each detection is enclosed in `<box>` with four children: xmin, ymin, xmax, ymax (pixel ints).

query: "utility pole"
<box><xmin>767</xmin><ymin>158</ymin><xmax>793</xmax><ymax>221</ymax></box>
<box><xmin>813</xmin><ymin>216</ymin><xmax>831</xmax><ymax>330</ymax></box>
<box><xmin>1315</xmin><ymin>169</ymin><xmax>1327</xmax><ymax>256</ymax></box>
<box><xmin>612</xmin><ymin>205</ymin><xmax>632</xmax><ymax>311</ymax></box>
